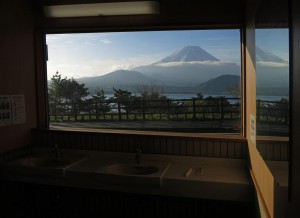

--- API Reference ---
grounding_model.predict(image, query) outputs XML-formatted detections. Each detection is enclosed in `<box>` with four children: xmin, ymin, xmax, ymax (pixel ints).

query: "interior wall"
<box><xmin>32</xmin><ymin>129</ymin><xmax>248</xmax><ymax>159</ymax></box>
<box><xmin>0</xmin><ymin>0</ymin><xmax>37</xmax><ymax>153</ymax></box>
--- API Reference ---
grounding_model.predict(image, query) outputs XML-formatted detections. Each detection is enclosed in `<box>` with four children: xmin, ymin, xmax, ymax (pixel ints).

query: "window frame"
<box><xmin>35</xmin><ymin>25</ymin><xmax>246</xmax><ymax>140</ymax></box>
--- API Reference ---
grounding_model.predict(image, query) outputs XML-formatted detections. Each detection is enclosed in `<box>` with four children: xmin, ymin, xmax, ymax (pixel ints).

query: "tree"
<box><xmin>112</xmin><ymin>88</ymin><xmax>136</xmax><ymax>115</ymax></box>
<box><xmin>136</xmin><ymin>83</ymin><xmax>168</xmax><ymax>113</ymax></box>
<box><xmin>273</xmin><ymin>98</ymin><xmax>289</xmax><ymax>123</ymax></box>
<box><xmin>48</xmin><ymin>71</ymin><xmax>64</xmax><ymax>104</ymax></box>
<box><xmin>204</xmin><ymin>96</ymin><xmax>230</xmax><ymax>115</ymax></box>
<box><xmin>48</xmin><ymin>72</ymin><xmax>66</xmax><ymax>118</ymax></box>
<box><xmin>48</xmin><ymin>71</ymin><xmax>89</xmax><ymax>117</ymax></box>
<box><xmin>196</xmin><ymin>92</ymin><xmax>204</xmax><ymax>100</ymax></box>
<box><xmin>226</xmin><ymin>85</ymin><xmax>241</xmax><ymax>116</ymax></box>
<box><xmin>137</xmin><ymin>82</ymin><xmax>166</xmax><ymax>101</ymax></box>
<box><xmin>92</xmin><ymin>90</ymin><xmax>110</xmax><ymax>113</ymax></box>
<box><xmin>227</xmin><ymin>85</ymin><xmax>240</xmax><ymax>98</ymax></box>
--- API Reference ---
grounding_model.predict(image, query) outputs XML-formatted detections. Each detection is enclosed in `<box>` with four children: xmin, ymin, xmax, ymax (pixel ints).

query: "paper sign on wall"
<box><xmin>0</xmin><ymin>95</ymin><xmax>26</xmax><ymax>126</ymax></box>
<box><xmin>11</xmin><ymin>95</ymin><xmax>26</xmax><ymax>125</ymax></box>
<box><xmin>250</xmin><ymin>114</ymin><xmax>256</xmax><ymax>144</ymax></box>
<box><xmin>0</xmin><ymin>95</ymin><xmax>12</xmax><ymax>126</ymax></box>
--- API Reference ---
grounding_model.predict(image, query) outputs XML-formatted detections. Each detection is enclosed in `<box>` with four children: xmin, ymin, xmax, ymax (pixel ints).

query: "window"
<box><xmin>255</xmin><ymin>29</ymin><xmax>289</xmax><ymax>137</ymax></box>
<box><xmin>46</xmin><ymin>29</ymin><xmax>242</xmax><ymax>134</ymax></box>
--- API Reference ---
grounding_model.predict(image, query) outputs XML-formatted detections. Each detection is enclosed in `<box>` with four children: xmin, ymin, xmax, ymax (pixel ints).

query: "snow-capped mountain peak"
<box><xmin>157</xmin><ymin>46</ymin><xmax>220</xmax><ymax>63</ymax></box>
<box><xmin>256</xmin><ymin>46</ymin><xmax>287</xmax><ymax>63</ymax></box>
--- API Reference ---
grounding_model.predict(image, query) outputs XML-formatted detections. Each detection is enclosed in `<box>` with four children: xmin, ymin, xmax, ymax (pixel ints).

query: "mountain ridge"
<box><xmin>156</xmin><ymin>46</ymin><xmax>220</xmax><ymax>64</ymax></box>
<box><xmin>74</xmin><ymin>45</ymin><xmax>288</xmax><ymax>95</ymax></box>
<box><xmin>197</xmin><ymin>75</ymin><xmax>240</xmax><ymax>95</ymax></box>
<box><xmin>256</xmin><ymin>46</ymin><xmax>287</xmax><ymax>63</ymax></box>
<box><xmin>76</xmin><ymin>69</ymin><xmax>151</xmax><ymax>91</ymax></box>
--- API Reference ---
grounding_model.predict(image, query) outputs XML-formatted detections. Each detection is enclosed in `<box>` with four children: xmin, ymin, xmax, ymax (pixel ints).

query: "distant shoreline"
<box><xmin>100</xmin><ymin>93</ymin><xmax>288</xmax><ymax>101</ymax></box>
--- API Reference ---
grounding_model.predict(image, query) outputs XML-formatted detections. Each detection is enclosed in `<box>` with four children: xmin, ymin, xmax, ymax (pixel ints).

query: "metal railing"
<box><xmin>256</xmin><ymin>99</ymin><xmax>289</xmax><ymax>124</ymax></box>
<box><xmin>48</xmin><ymin>97</ymin><xmax>288</xmax><ymax>124</ymax></box>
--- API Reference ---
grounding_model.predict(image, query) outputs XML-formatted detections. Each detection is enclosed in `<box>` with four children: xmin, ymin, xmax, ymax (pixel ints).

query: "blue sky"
<box><xmin>255</xmin><ymin>28</ymin><xmax>289</xmax><ymax>61</ymax></box>
<box><xmin>46</xmin><ymin>29</ymin><xmax>288</xmax><ymax>79</ymax></box>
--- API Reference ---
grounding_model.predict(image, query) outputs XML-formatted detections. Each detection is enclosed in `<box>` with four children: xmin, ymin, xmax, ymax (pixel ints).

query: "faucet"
<box><xmin>53</xmin><ymin>144</ymin><xmax>61</xmax><ymax>159</ymax></box>
<box><xmin>135</xmin><ymin>146</ymin><xmax>142</xmax><ymax>164</ymax></box>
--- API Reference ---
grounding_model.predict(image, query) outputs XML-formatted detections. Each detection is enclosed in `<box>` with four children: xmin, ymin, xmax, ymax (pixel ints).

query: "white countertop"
<box><xmin>1</xmin><ymin>147</ymin><xmax>253</xmax><ymax>202</ymax></box>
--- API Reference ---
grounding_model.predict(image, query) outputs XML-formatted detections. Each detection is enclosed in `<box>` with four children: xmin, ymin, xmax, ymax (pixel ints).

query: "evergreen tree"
<box><xmin>112</xmin><ymin>88</ymin><xmax>136</xmax><ymax>114</ymax></box>
<box><xmin>137</xmin><ymin>83</ymin><xmax>168</xmax><ymax>113</ymax></box>
<box><xmin>92</xmin><ymin>90</ymin><xmax>110</xmax><ymax>113</ymax></box>
<box><xmin>48</xmin><ymin>71</ymin><xmax>89</xmax><ymax>116</ymax></box>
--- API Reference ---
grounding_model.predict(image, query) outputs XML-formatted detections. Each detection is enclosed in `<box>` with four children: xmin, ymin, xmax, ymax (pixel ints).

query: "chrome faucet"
<box><xmin>135</xmin><ymin>146</ymin><xmax>142</xmax><ymax>164</ymax></box>
<box><xmin>53</xmin><ymin>144</ymin><xmax>61</xmax><ymax>159</ymax></box>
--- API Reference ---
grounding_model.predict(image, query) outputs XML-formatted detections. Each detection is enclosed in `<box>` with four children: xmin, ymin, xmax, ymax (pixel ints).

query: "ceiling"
<box><xmin>32</xmin><ymin>0</ymin><xmax>289</xmax><ymax>31</ymax></box>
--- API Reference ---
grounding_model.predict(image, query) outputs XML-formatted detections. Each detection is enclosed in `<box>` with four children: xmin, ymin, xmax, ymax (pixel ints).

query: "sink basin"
<box><xmin>21</xmin><ymin>157</ymin><xmax>73</xmax><ymax>168</ymax></box>
<box><xmin>94</xmin><ymin>160</ymin><xmax>170</xmax><ymax>187</ymax></box>
<box><xmin>105</xmin><ymin>163</ymin><xmax>159</xmax><ymax>175</ymax></box>
<box><xmin>5</xmin><ymin>154</ymin><xmax>87</xmax><ymax>178</ymax></box>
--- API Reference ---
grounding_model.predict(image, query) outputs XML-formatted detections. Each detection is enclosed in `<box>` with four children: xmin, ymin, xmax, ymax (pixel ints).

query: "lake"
<box><xmin>103</xmin><ymin>93</ymin><xmax>288</xmax><ymax>101</ymax></box>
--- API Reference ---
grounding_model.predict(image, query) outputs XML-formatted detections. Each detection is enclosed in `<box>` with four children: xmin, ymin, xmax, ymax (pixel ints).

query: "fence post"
<box><xmin>257</xmin><ymin>100</ymin><xmax>260</xmax><ymax>122</ymax></box>
<box><xmin>88</xmin><ymin>102</ymin><xmax>92</xmax><ymax>121</ymax></box>
<box><xmin>95</xmin><ymin>101</ymin><xmax>98</xmax><ymax>121</ymax></box>
<box><xmin>192</xmin><ymin>99</ymin><xmax>196</xmax><ymax>120</ymax></box>
<box><xmin>220</xmin><ymin>99</ymin><xmax>224</xmax><ymax>122</ymax></box>
<box><xmin>285</xmin><ymin>101</ymin><xmax>289</xmax><ymax>124</ymax></box>
<box><xmin>142</xmin><ymin>100</ymin><xmax>145</xmax><ymax>121</ymax></box>
<box><xmin>54</xmin><ymin>103</ymin><xmax>57</xmax><ymax>121</ymax></box>
<box><xmin>117</xmin><ymin>102</ymin><xmax>121</xmax><ymax>121</ymax></box>
<box><xmin>74</xmin><ymin>103</ymin><xmax>78</xmax><ymax>121</ymax></box>
<box><xmin>167</xmin><ymin>100</ymin><xmax>170</xmax><ymax>120</ymax></box>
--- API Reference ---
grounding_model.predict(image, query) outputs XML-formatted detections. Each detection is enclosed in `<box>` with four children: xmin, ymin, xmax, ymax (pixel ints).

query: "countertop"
<box><xmin>1</xmin><ymin>147</ymin><xmax>253</xmax><ymax>202</ymax></box>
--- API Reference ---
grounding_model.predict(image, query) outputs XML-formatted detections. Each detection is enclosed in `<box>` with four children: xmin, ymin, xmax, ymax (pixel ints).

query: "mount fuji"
<box><xmin>76</xmin><ymin>45</ymin><xmax>288</xmax><ymax>96</ymax></box>
<box><xmin>256</xmin><ymin>46</ymin><xmax>287</xmax><ymax>63</ymax></box>
<box><xmin>77</xmin><ymin>46</ymin><xmax>240</xmax><ymax>94</ymax></box>
<box><xmin>256</xmin><ymin>46</ymin><xmax>289</xmax><ymax>95</ymax></box>
<box><xmin>156</xmin><ymin>45</ymin><xmax>220</xmax><ymax>63</ymax></box>
<box><xmin>133</xmin><ymin>46</ymin><xmax>240</xmax><ymax>87</ymax></box>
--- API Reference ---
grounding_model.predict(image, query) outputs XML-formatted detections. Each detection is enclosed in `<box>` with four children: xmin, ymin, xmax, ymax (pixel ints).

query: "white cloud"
<box><xmin>47</xmin><ymin>52</ymin><xmax>165</xmax><ymax>79</ymax></box>
<box><xmin>47</xmin><ymin>59</ymin><xmax>137</xmax><ymax>79</ymax></box>
<box><xmin>47</xmin><ymin>63</ymin><xmax>96</xmax><ymax>79</ymax></box>
<box><xmin>256</xmin><ymin>61</ymin><xmax>289</xmax><ymax>67</ymax></box>
<box><xmin>110</xmin><ymin>64</ymin><xmax>135</xmax><ymax>72</ymax></box>
<box><xmin>155</xmin><ymin>61</ymin><xmax>236</xmax><ymax>67</ymax></box>
<box><xmin>47</xmin><ymin>34</ymin><xmax>113</xmax><ymax>46</ymax></box>
<box><xmin>100</xmin><ymin>39</ymin><xmax>112</xmax><ymax>44</ymax></box>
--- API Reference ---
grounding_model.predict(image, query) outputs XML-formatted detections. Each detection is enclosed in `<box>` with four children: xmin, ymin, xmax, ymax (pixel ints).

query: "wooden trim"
<box><xmin>42</xmin><ymin>0</ymin><xmax>149</xmax><ymax>6</ymax></box>
<box><xmin>250</xmin><ymin>169</ymin><xmax>271</xmax><ymax>218</ymax></box>
<box><xmin>245</xmin><ymin>1</ymin><xmax>275</xmax><ymax>217</ymax></box>
<box><xmin>41</xmin><ymin>23</ymin><xmax>242</xmax><ymax>35</ymax></box>
<box><xmin>35</xmin><ymin>30</ymin><xmax>48</xmax><ymax>128</ymax></box>
<box><xmin>241</xmin><ymin>25</ymin><xmax>247</xmax><ymax>139</ymax></box>
<box><xmin>257</xmin><ymin>136</ymin><xmax>289</xmax><ymax>143</ymax></box>
<box><xmin>48</xmin><ymin>127</ymin><xmax>247</xmax><ymax>141</ymax></box>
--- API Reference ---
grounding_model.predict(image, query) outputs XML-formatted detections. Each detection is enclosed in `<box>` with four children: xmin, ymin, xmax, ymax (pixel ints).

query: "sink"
<box><xmin>105</xmin><ymin>163</ymin><xmax>159</xmax><ymax>175</ymax></box>
<box><xmin>94</xmin><ymin>160</ymin><xmax>170</xmax><ymax>187</ymax></box>
<box><xmin>21</xmin><ymin>157</ymin><xmax>73</xmax><ymax>168</ymax></box>
<box><xmin>4</xmin><ymin>154</ymin><xmax>87</xmax><ymax>178</ymax></box>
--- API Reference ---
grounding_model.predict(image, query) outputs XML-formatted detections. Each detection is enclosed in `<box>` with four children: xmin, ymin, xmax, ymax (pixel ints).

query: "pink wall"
<box><xmin>0</xmin><ymin>0</ymin><xmax>37</xmax><ymax>153</ymax></box>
